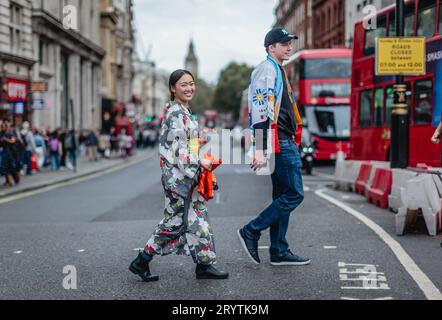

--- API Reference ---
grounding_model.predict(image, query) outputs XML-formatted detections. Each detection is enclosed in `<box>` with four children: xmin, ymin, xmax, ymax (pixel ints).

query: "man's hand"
<box><xmin>251</xmin><ymin>150</ymin><xmax>266</xmax><ymax>171</ymax></box>
<box><xmin>431</xmin><ymin>130</ymin><xmax>441</xmax><ymax>144</ymax></box>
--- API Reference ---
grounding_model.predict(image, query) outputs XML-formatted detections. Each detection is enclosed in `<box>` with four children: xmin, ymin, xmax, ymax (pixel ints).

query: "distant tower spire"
<box><xmin>185</xmin><ymin>38</ymin><xmax>199</xmax><ymax>78</ymax></box>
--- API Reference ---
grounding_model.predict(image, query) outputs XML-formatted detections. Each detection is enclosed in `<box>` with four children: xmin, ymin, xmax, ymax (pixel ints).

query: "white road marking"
<box><xmin>339</xmin><ymin>262</ymin><xmax>390</xmax><ymax>291</ymax></box>
<box><xmin>215</xmin><ymin>193</ymin><xmax>225</xmax><ymax>204</ymax></box>
<box><xmin>303</xmin><ymin>186</ymin><xmax>311</xmax><ymax>192</ymax></box>
<box><xmin>133</xmin><ymin>248</ymin><xmax>144</xmax><ymax>251</ymax></box>
<box><xmin>13</xmin><ymin>251</ymin><xmax>23</xmax><ymax>254</ymax></box>
<box><xmin>341</xmin><ymin>297</ymin><xmax>394</xmax><ymax>300</ymax></box>
<box><xmin>314</xmin><ymin>172</ymin><xmax>335</xmax><ymax>180</ymax></box>
<box><xmin>234</xmin><ymin>168</ymin><xmax>254</xmax><ymax>174</ymax></box>
<box><xmin>258</xmin><ymin>246</ymin><xmax>269</xmax><ymax>250</ymax></box>
<box><xmin>324</xmin><ymin>246</ymin><xmax>337</xmax><ymax>250</ymax></box>
<box><xmin>0</xmin><ymin>155</ymin><xmax>153</xmax><ymax>205</ymax></box>
<box><xmin>77</xmin><ymin>249</ymin><xmax>85</xmax><ymax>253</ymax></box>
<box><xmin>317</xmin><ymin>189</ymin><xmax>442</xmax><ymax>300</ymax></box>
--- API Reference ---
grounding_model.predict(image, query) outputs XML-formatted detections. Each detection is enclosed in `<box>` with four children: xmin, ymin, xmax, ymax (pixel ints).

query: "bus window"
<box><xmin>374</xmin><ymin>88</ymin><xmax>383</xmax><ymax>127</ymax></box>
<box><xmin>385</xmin><ymin>87</ymin><xmax>394</xmax><ymax>127</ymax></box>
<box><xmin>417</xmin><ymin>0</ymin><xmax>437</xmax><ymax>38</ymax></box>
<box><xmin>389</xmin><ymin>3</ymin><xmax>415</xmax><ymax>36</ymax></box>
<box><xmin>413</xmin><ymin>79</ymin><xmax>433</xmax><ymax>125</ymax></box>
<box><xmin>440</xmin><ymin>0</ymin><xmax>442</xmax><ymax>35</ymax></box>
<box><xmin>360</xmin><ymin>90</ymin><xmax>372</xmax><ymax>128</ymax></box>
<box><xmin>301</xmin><ymin>58</ymin><xmax>351</xmax><ymax>79</ymax></box>
<box><xmin>365</xmin><ymin>16</ymin><xmax>386</xmax><ymax>56</ymax></box>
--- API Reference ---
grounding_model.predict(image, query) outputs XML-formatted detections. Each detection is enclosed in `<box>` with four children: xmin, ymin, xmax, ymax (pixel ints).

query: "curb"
<box><xmin>0</xmin><ymin>150</ymin><xmax>156</xmax><ymax>199</ymax></box>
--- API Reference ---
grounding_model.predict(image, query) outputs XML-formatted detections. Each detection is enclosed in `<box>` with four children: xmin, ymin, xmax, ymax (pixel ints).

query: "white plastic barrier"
<box><xmin>388</xmin><ymin>169</ymin><xmax>419</xmax><ymax>213</ymax></box>
<box><xmin>396</xmin><ymin>173</ymin><xmax>442</xmax><ymax>236</ymax></box>
<box><xmin>364</xmin><ymin>161</ymin><xmax>390</xmax><ymax>197</ymax></box>
<box><xmin>334</xmin><ymin>160</ymin><xmax>363</xmax><ymax>192</ymax></box>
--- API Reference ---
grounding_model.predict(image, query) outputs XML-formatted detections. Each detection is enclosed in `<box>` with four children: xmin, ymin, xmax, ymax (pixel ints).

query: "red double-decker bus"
<box><xmin>350</xmin><ymin>0</ymin><xmax>442</xmax><ymax>167</ymax></box>
<box><xmin>285</xmin><ymin>49</ymin><xmax>353</xmax><ymax>161</ymax></box>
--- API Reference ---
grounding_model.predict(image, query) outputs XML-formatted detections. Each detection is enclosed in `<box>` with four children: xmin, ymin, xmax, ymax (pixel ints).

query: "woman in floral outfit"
<box><xmin>129</xmin><ymin>70</ymin><xmax>228</xmax><ymax>281</ymax></box>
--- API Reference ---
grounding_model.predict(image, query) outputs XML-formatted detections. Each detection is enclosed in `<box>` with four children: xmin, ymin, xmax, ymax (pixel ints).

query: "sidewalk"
<box><xmin>0</xmin><ymin>148</ymin><xmax>156</xmax><ymax>198</ymax></box>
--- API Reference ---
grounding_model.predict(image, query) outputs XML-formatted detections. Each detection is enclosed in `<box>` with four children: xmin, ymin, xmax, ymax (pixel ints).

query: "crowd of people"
<box><xmin>0</xmin><ymin>119</ymin><xmax>141</xmax><ymax>188</ymax></box>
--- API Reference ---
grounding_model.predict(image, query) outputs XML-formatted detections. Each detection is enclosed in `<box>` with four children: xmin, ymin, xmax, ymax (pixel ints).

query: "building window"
<box><xmin>9</xmin><ymin>2</ymin><xmax>23</xmax><ymax>53</ymax></box>
<box><xmin>417</xmin><ymin>0</ymin><xmax>437</xmax><ymax>38</ymax></box>
<box><xmin>359</xmin><ymin>90</ymin><xmax>372</xmax><ymax>128</ymax></box>
<box><xmin>413</xmin><ymin>79</ymin><xmax>433</xmax><ymax>125</ymax></box>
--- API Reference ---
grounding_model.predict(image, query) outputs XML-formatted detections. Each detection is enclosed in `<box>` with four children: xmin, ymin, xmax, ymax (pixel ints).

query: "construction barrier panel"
<box><xmin>396</xmin><ymin>173</ymin><xmax>442</xmax><ymax>236</ymax></box>
<box><xmin>367</xmin><ymin>168</ymin><xmax>393</xmax><ymax>209</ymax></box>
<box><xmin>355</xmin><ymin>163</ymin><xmax>372</xmax><ymax>195</ymax></box>
<box><xmin>363</xmin><ymin>161</ymin><xmax>390</xmax><ymax>198</ymax></box>
<box><xmin>388</xmin><ymin>169</ymin><xmax>419</xmax><ymax>213</ymax></box>
<box><xmin>334</xmin><ymin>160</ymin><xmax>364</xmax><ymax>192</ymax></box>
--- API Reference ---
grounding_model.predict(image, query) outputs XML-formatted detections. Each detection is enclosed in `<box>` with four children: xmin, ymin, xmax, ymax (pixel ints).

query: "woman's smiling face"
<box><xmin>172</xmin><ymin>74</ymin><xmax>196</xmax><ymax>104</ymax></box>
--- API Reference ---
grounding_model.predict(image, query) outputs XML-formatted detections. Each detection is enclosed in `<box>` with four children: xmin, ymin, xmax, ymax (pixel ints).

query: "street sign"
<box><xmin>376</xmin><ymin>37</ymin><xmax>426</xmax><ymax>76</ymax></box>
<box><xmin>32</xmin><ymin>99</ymin><xmax>45</xmax><ymax>110</ymax></box>
<box><xmin>31</xmin><ymin>81</ymin><xmax>48</xmax><ymax>92</ymax></box>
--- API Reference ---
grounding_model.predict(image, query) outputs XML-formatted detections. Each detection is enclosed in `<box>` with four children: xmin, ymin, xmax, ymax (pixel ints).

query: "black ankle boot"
<box><xmin>196</xmin><ymin>264</ymin><xmax>229</xmax><ymax>280</ymax></box>
<box><xmin>129</xmin><ymin>252</ymin><xmax>159</xmax><ymax>282</ymax></box>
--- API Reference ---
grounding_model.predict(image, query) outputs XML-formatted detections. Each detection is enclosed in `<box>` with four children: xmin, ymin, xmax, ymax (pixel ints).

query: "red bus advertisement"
<box><xmin>285</xmin><ymin>49</ymin><xmax>353</xmax><ymax>161</ymax></box>
<box><xmin>350</xmin><ymin>0</ymin><xmax>442</xmax><ymax>167</ymax></box>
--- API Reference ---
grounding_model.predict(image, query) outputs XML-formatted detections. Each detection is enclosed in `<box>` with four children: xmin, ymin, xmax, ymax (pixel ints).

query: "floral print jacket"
<box><xmin>159</xmin><ymin>102</ymin><xmax>201</xmax><ymax>198</ymax></box>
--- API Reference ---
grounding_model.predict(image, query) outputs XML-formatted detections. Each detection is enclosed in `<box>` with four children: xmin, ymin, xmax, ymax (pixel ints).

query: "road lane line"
<box><xmin>314</xmin><ymin>172</ymin><xmax>335</xmax><ymax>180</ymax></box>
<box><xmin>13</xmin><ymin>251</ymin><xmax>23</xmax><ymax>254</ymax></box>
<box><xmin>0</xmin><ymin>154</ymin><xmax>153</xmax><ymax>205</ymax></box>
<box><xmin>315</xmin><ymin>188</ymin><xmax>442</xmax><ymax>300</ymax></box>
<box><xmin>323</xmin><ymin>246</ymin><xmax>337</xmax><ymax>249</ymax></box>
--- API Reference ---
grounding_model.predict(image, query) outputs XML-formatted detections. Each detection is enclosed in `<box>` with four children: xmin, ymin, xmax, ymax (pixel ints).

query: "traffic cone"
<box><xmin>336</xmin><ymin>141</ymin><xmax>345</xmax><ymax>162</ymax></box>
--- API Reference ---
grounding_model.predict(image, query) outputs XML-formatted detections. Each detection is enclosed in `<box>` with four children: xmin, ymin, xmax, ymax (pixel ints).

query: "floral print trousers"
<box><xmin>144</xmin><ymin>189</ymin><xmax>217</xmax><ymax>265</ymax></box>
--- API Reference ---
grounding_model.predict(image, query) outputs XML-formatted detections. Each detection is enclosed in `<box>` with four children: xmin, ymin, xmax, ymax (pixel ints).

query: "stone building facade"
<box><xmin>274</xmin><ymin>0</ymin><xmax>314</xmax><ymax>52</ymax></box>
<box><xmin>31</xmin><ymin>0</ymin><xmax>104</xmax><ymax>131</ymax></box>
<box><xmin>0</xmin><ymin>0</ymin><xmax>35</xmax><ymax>124</ymax></box>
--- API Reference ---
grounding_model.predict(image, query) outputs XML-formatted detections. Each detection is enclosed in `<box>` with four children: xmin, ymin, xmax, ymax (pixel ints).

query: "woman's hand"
<box><xmin>201</xmin><ymin>158</ymin><xmax>213</xmax><ymax>171</ymax></box>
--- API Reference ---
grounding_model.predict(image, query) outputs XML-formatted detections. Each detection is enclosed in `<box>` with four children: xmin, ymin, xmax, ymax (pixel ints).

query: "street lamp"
<box><xmin>390</xmin><ymin>0</ymin><xmax>409</xmax><ymax>169</ymax></box>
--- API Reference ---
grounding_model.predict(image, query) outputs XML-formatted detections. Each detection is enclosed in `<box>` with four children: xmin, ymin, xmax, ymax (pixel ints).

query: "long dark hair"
<box><xmin>169</xmin><ymin>69</ymin><xmax>195</xmax><ymax>101</ymax></box>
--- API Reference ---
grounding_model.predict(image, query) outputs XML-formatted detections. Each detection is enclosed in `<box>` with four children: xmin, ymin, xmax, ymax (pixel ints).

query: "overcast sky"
<box><xmin>133</xmin><ymin>0</ymin><xmax>278</xmax><ymax>84</ymax></box>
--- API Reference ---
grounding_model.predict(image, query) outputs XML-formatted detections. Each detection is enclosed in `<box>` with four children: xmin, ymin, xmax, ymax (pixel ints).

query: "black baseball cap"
<box><xmin>264</xmin><ymin>28</ymin><xmax>298</xmax><ymax>47</ymax></box>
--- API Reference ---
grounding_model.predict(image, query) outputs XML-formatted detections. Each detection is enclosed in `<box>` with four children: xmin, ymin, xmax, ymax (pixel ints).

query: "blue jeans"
<box><xmin>245</xmin><ymin>139</ymin><xmax>304</xmax><ymax>260</ymax></box>
<box><xmin>24</xmin><ymin>150</ymin><xmax>32</xmax><ymax>175</ymax></box>
<box><xmin>50</xmin><ymin>152</ymin><xmax>60</xmax><ymax>171</ymax></box>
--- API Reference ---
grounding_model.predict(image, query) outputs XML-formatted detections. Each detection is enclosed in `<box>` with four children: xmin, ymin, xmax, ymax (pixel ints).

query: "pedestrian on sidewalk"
<box><xmin>118</xmin><ymin>128</ymin><xmax>132</xmax><ymax>160</ymax></box>
<box><xmin>237</xmin><ymin>28</ymin><xmax>311</xmax><ymax>266</ymax></box>
<box><xmin>20</xmin><ymin>122</ymin><xmax>37</xmax><ymax>176</ymax></box>
<box><xmin>33</xmin><ymin>128</ymin><xmax>46</xmax><ymax>170</ymax></box>
<box><xmin>109</xmin><ymin>127</ymin><xmax>119</xmax><ymax>159</ymax></box>
<box><xmin>129</xmin><ymin>70</ymin><xmax>229</xmax><ymax>282</ymax></box>
<box><xmin>49</xmin><ymin>132</ymin><xmax>61</xmax><ymax>171</ymax></box>
<box><xmin>64</xmin><ymin>129</ymin><xmax>77</xmax><ymax>172</ymax></box>
<box><xmin>0</xmin><ymin>120</ymin><xmax>19</xmax><ymax>187</ymax></box>
<box><xmin>85</xmin><ymin>130</ymin><xmax>99</xmax><ymax>162</ymax></box>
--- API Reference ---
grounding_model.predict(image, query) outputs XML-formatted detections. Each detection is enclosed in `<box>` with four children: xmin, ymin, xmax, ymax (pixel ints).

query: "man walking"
<box><xmin>21</xmin><ymin>121</ymin><xmax>36</xmax><ymax>176</ymax></box>
<box><xmin>238</xmin><ymin>28</ymin><xmax>311</xmax><ymax>266</ymax></box>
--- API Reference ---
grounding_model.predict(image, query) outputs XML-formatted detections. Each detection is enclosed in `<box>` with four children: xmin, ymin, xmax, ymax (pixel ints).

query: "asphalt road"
<box><xmin>0</xmin><ymin>151</ymin><xmax>440</xmax><ymax>300</ymax></box>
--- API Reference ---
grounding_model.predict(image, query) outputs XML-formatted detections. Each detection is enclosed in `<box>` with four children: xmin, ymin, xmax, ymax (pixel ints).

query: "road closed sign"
<box><xmin>376</xmin><ymin>37</ymin><xmax>426</xmax><ymax>76</ymax></box>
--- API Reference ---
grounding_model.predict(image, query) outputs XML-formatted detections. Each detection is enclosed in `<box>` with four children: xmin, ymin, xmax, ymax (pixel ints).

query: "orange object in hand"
<box><xmin>198</xmin><ymin>153</ymin><xmax>222</xmax><ymax>201</ymax></box>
